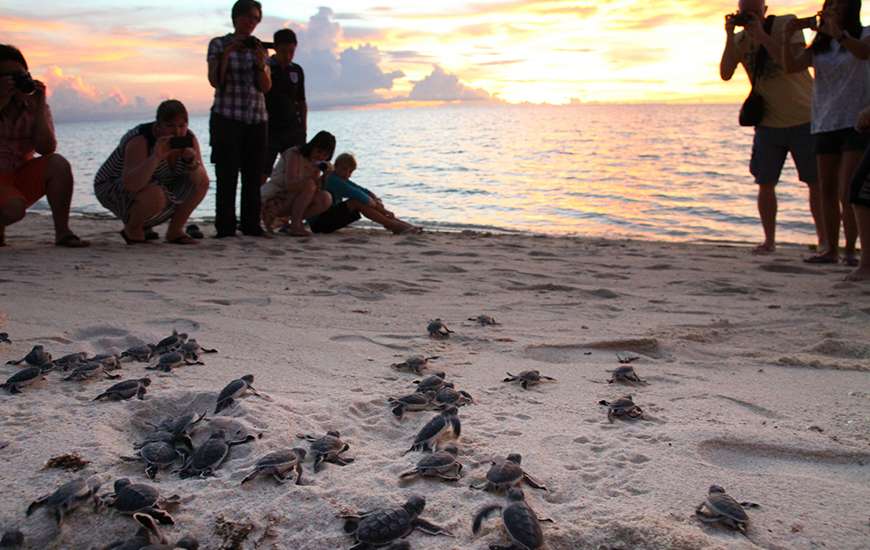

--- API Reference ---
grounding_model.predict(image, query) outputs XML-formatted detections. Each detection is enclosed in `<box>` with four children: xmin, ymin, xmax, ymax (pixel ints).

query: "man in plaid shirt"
<box><xmin>207</xmin><ymin>0</ymin><xmax>271</xmax><ymax>238</ymax></box>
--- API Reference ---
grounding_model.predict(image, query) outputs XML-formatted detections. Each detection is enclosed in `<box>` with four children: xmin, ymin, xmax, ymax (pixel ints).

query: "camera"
<box><xmin>317</xmin><ymin>162</ymin><xmax>330</xmax><ymax>172</ymax></box>
<box><xmin>732</xmin><ymin>12</ymin><xmax>753</xmax><ymax>26</ymax></box>
<box><xmin>169</xmin><ymin>135</ymin><xmax>194</xmax><ymax>149</ymax></box>
<box><xmin>242</xmin><ymin>37</ymin><xmax>274</xmax><ymax>49</ymax></box>
<box><xmin>13</xmin><ymin>72</ymin><xmax>36</xmax><ymax>95</ymax></box>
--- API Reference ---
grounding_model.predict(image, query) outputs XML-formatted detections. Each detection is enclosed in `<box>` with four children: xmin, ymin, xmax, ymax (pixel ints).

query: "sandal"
<box><xmin>119</xmin><ymin>230</ymin><xmax>145</xmax><ymax>245</ymax></box>
<box><xmin>55</xmin><ymin>233</ymin><xmax>90</xmax><ymax>248</ymax></box>
<box><xmin>144</xmin><ymin>229</ymin><xmax>159</xmax><ymax>241</ymax></box>
<box><xmin>185</xmin><ymin>224</ymin><xmax>204</xmax><ymax>239</ymax></box>
<box><xmin>803</xmin><ymin>254</ymin><xmax>838</xmax><ymax>264</ymax></box>
<box><xmin>167</xmin><ymin>234</ymin><xmax>198</xmax><ymax>245</ymax></box>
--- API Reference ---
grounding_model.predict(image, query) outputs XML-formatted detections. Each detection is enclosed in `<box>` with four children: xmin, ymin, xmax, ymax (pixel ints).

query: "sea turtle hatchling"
<box><xmin>413</xmin><ymin>372</ymin><xmax>449</xmax><ymax>393</ymax></box>
<box><xmin>297</xmin><ymin>431</ymin><xmax>355</xmax><ymax>472</ymax></box>
<box><xmin>94</xmin><ymin>378</ymin><xmax>152</xmax><ymax>401</ymax></box>
<box><xmin>695</xmin><ymin>485</ymin><xmax>759</xmax><ymax>533</ymax></box>
<box><xmin>404</xmin><ymin>407</ymin><xmax>461</xmax><ymax>455</ymax></box>
<box><xmin>1</xmin><ymin>366</ymin><xmax>45</xmax><ymax>394</ymax></box>
<box><xmin>91</xmin><ymin>353</ymin><xmax>122</xmax><ymax>372</ymax></box>
<box><xmin>121</xmin><ymin>441</ymin><xmax>189</xmax><ymax>480</ymax></box>
<box><xmin>427</xmin><ymin>319</ymin><xmax>453</xmax><ymax>339</ymax></box>
<box><xmin>179</xmin><ymin>339</ymin><xmax>218</xmax><ymax>362</ymax></box>
<box><xmin>152</xmin><ymin>330</ymin><xmax>188</xmax><ymax>355</ymax></box>
<box><xmin>51</xmin><ymin>352</ymin><xmax>89</xmax><ymax>371</ymax></box>
<box><xmin>503</xmin><ymin>370</ymin><xmax>556</xmax><ymax>390</ymax></box>
<box><xmin>120</xmin><ymin>344</ymin><xmax>156</xmax><ymax>363</ymax></box>
<box><xmin>214</xmin><ymin>374</ymin><xmax>262</xmax><ymax>413</ymax></box>
<box><xmin>608</xmin><ymin>365</ymin><xmax>647</xmax><ymax>385</ymax></box>
<box><xmin>146</xmin><ymin>351</ymin><xmax>203</xmax><ymax>373</ymax></box>
<box><xmin>101</xmin><ymin>478</ymin><xmax>178</xmax><ymax>525</ymax></box>
<box><xmin>391</xmin><ymin>355</ymin><xmax>438</xmax><ymax>375</ymax></box>
<box><xmin>0</xmin><ymin>333</ymin><xmax>9</xmax><ymax>344</ymax></box>
<box><xmin>240</xmin><ymin>448</ymin><xmax>307</xmax><ymax>485</ymax></box>
<box><xmin>468</xmin><ymin>315</ymin><xmax>499</xmax><ymax>326</ymax></box>
<box><xmin>433</xmin><ymin>386</ymin><xmax>473</xmax><ymax>409</ymax></box>
<box><xmin>472</xmin><ymin>488</ymin><xmax>552</xmax><ymax>550</ymax></box>
<box><xmin>149</xmin><ymin>411</ymin><xmax>207</xmax><ymax>440</ymax></box>
<box><xmin>178</xmin><ymin>430</ymin><xmax>255</xmax><ymax>478</ymax></box>
<box><xmin>340</xmin><ymin>495</ymin><xmax>452</xmax><ymax>550</ymax></box>
<box><xmin>388</xmin><ymin>391</ymin><xmax>435</xmax><ymax>419</ymax></box>
<box><xmin>102</xmin><ymin>513</ymin><xmax>199</xmax><ymax>550</ymax></box>
<box><xmin>62</xmin><ymin>361</ymin><xmax>121</xmax><ymax>382</ymax></box>
<box><xmin>26</xmin><ymin>476</ymin><xmax>102</xmax><ymax>526</ymax></box>
<box><xmin>6</xmin><ymin>345</ymin><xmax>52</xmax><ymax>368</ymax></box>
<box><xmin>399</xmin><ymin>443</ymin><xmax>463</xmax><ymax>482</ymax></box>
<box><xmin>470</xmin><ymin>453</ymin><xmax>548</xmax><ymax>492</ymax></box>
<box><xmin>599</xmin><ymin>395</ymin><xmax>644</xmax><ymax>423</ymax></box>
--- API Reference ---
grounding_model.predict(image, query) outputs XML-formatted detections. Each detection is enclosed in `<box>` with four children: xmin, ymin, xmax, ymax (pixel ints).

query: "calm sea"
<box><xmin>45</xmin><ymin>104</ymin><xmax>818</xmax><ymax>244</ymax></box>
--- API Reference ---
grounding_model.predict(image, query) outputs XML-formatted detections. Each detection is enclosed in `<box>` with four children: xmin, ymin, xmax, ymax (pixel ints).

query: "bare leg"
<box><xmin>840</xmin><ymin>151</ymin><xmax>863</xmax><ymax>262</ymax></box>
<box><xmin>166</xmin><ymin>171</ymin><xmax>209</xmax><ymax>242</ymax></box>
<box><xmin>754</xmin><ymin>182</ymin><xmax>776</xmax><ymax>254</ymax></box>
<box><xmin>0</xmin><ymin>196</ymin><xmax>26</xmax><ymax>246</ymax></box>
<box><xmin>125</xmin><ymin>185</ymin><xmax>167</xmax><ymax>241</ymax></box>
<box><xmin>288</xmin><ymin>182</ymin><xmax>317</xmax><ymax>236</ymax></box>
<box><xmin>806</xmin><ymin>180</ymin><xmax>823</xmax><ymax>249</ymax></box>
<box><xmin>302</xmin><ymin>191</ymin><xmax>332</xmax><ymax>219</ymax></box>
<box><xmin>349</xmin><ymin>199</ymin><xmax>417</xmax><ymax>234</ymax></box>
<box><xmin>846</xmin><ymin>204</ymin><xmax>870</xmax><ymax>281</ymax></box>
<box><xmin>42</xmin><ymin>154</ymin><xmax>76</xmax><ymax>240</ymax></box>
<box><xmin>809</xmin><ymin>154</ymin><xmax>841</xmax><ymax>261</ymax></box>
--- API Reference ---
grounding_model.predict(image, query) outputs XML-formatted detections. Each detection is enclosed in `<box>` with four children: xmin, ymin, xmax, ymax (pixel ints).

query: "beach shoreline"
<box><xmin>0</xmin><ymin>215</ymin><xmax>868</xmax><ymax>549</ymax></box>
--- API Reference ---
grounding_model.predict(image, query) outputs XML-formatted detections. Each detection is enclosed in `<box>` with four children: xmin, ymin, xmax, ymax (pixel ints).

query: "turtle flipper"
<box><xmin>145</xmin><ymin>508</ymin><xmax>175</xmax><ymax>525</ymax></box>
<box><xmin>313</xmin><ymin>455</ymin><xmax>325</xmax><ymax>473</ymax></box>
<box><xmin>413</xmin><ymin>518</ymin><xmax>453</xmax><ymax>536</ymax></box>
<box><xmin>294</xmin><ymin>463</ymin><xmax>304</xmax><ymax>485</ymax></box>
<box><xmin>25</xmin><ymin>495</ymin><xmax>49</xmax><ymax>516</ymax></box>
<box><xmin>398</xmin><ymin>469</ymin><xmax>420</xmax><ymax>480</ymax></box>
<box><xmin>214</xmin><ymin>398</ymin><xmax>233</xmax><ymax>414</ymax></box>
<box><xmin>503</xmin><ymin>373</ymin><xmax>517</xmax><ymax>382</ymax></box>
<box><xmin>391</xmin><ymin>404</ymin><xmax>405</xmax><ymax>418</ymax></box>
<box><xmin>93</xmin><ymin>392</ymin><xmax>109</xmax><ymax>401</ymax></box>
<box><xmin>472</xmin><ymin>504</ymin><xmax>503</xmax><ymax>534</ymax></box>
<box><xmin>740</xmin><ymin>501</ymin><xmax>760</xmax><ymax>509</ymax></box>
<box><xmin>522</xmin><ymin>472</ymin><xmax>548</xmax><ymax>491</ymax></box>
<box><xmin>450</xmin><ymin>415</ymin><xmax>462</xmax><ymax>437</ymax></box>
<box><xmin>240</xmin><ymin>470</ymin><xmax>259</xmax><ymax>485</ymax></box>
<box><xmin>246</xmin><ymin>385</ymin><xmax>263</xmax><ymax>397</ymax></box>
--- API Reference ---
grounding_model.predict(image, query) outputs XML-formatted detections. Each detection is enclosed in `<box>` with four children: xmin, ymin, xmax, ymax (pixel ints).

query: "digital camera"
<box><xmin>13</xmin><ymin>72</ymin><xmax>36</xmax><ymax>95</ymax></box>
<box><xmin>317</xmin><ymin>162</ymin><xmax>330</xmax><ymax>172</ymax></box>
<box><xmin>732</xmin><ymin>12</ymin><xmax>753</xmax><ymax>26</ymax></box>
<box><xmin>242</xmin><ymin>37</ymin><xmax>274</xmax><ymax>49</ymax></box>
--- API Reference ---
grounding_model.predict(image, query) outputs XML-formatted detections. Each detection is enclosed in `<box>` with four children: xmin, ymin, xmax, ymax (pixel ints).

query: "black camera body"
<box><xmin>242</xmin><ymin>37</ymin><xmax>274</xmax><ymax>49</ymax></box>
<box><xmin>732</xmin><ymin>12</ymin><xmax>754</xmax><ymax>26</ymax></box>
<box><xmin>317</xmin><ymin>162</ymin><xmax>330</xmax><ymax>172</ymax></box>
<box><xmin>169</xmin><ymin>135</ymin><xmax>194</xmax><ymax>150</ymax></box>
<box><xmin>13</xmin><ymin>72</ymin><xmax>36</xmax><ymax>95</ymax></box>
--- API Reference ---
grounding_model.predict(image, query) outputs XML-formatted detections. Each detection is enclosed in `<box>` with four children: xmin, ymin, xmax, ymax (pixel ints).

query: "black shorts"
<box><xmin>814</xmin><ymin>128</ymin><xmax>870</xmax><ymax>155</ymax></box>
<box><xmin>308</xmin><ymin>202</ymin><xmax>361</xmax><ymax>234</ymax></box>
<box><xmin>750</xmin><ymin>124</ymin><xmax>817</xmax><ymax>185</ymax></box>
<box><xmin>850</xmin><ymin>144</ymin><xmax>870</xmax><ymax>208</ymax></box>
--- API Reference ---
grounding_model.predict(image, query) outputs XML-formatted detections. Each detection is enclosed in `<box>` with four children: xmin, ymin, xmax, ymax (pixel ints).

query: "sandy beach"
<box><xmin>0</xmin><ymin>214</ymin><xmax>868</xmax><ymax>549</ymax></box>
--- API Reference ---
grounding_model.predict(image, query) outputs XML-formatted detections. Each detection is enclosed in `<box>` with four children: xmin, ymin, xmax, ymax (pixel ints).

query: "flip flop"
<box><xmin>119</xmin><ymin>230</ymin><xmax>145</xmax><ymax>245</ymax></box>
<box><xmin>167</xmin><ymin>235</ymin><xmax>198</xmax><ymax>245</ymax></box>
<box><xmin>144</xmin><ymin>229</ymin><xmax>159</xmax><ymax>241</ymax></box>
<box><xmin>803</xmin><ymin>254</ymin><xmax>838</xmax><ymax>264</ymax></box>
<box><xmin>55</xmin><ymin>233</ymin><xmax>90</xmax><ymax>248</ymax></box>
<box><xmin>185</xmin><ymin>224</ymin><xmax>204</xmax><ymax>239</ymax></box>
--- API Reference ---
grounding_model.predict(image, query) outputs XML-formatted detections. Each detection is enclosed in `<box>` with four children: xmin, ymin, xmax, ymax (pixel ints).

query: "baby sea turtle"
<box><xmin>146</xmin><ymin>351</ymin><xmax>203</xmax><ymax>373</ymax></box>
<box><xmin>102</xmin><ymin>513</ymin><xmax>199</xmax><ymax>550</ymax></box>
<box><xmin>433</xmin><ymin>386</ymin><xmax>473</xmax><ymax>409</ymax></box>
<box><xmin>92</xmin><ymin>353</ymin><xmax>122</xmax><ymax>372</ymax></box>
<box><xmin>6</xmin><ymin>345</ymin><xmax>52</xmax><ymax>368</ymax></box>
<box><xmin>468</xmin><ymin>315</ymin><xmax>499</xmax><ymax>326</ymax></box>
<box><xmin>121</xmin><ymin>441</ymin><xmax>189</xmax><ymax>480</ymax></box>
<box><xmin>399</xmin><ymin>444</ymin><xmax>463</xmax><ymax>482</ymax></box>
<box><xmin>150</xmin><ymin>411</ymin><xmax>207</xmax><ymax>440</ymax></box>
<box><xmin>26</xmin><ymin>476</ymin><xmax>102</xmax><ymax>526</ymax></box>
<box><xmin>695</xmin><ymin>485</ymin><xmax>759</xmax><ymax>533</ymax></box>
<box><xmin>473</xmin><ymin>488</ymin><xmax>551</xmax><ymax>550</ymax></box>
<box><xmin>297</xmin><ymin>431</ymin><xmax>355</xmax><ymax>472</ymax></box>
<box><xmin>214</xmin><ymin>374</ymin><xmax>261</xmax><ymax>413</ymax></box>
<box><xmin>0</xmin><ymin>333</ymin><xmax>9</xmax><ymax>344</ymax></box>
<box><xmin>179</xmin><ymin>339</ymin><xmax>218</xmax><ymax>362</ymax></box>
<box><xmin>340</xmin><ymin>495</ymin><xmax>452</xmax><ymax>549</ymax></box>
<box><xmin>389</xmin><ymin>391</ymin><xmax>435</xmax><ymax>419</ymax></box>
<box><xmin>471</xmin><ymin>453</ymin><xmax>548</xmax><ymax>492</ymax></box>
<box><xmin>240</xmin><ymin>448</ymin><xmax>307</xmax><ymax>485</ymax></box>
<box><xmin>0</xmin><ymin>530</ymin><xmax>23</xmax><ymax>547</ymax></box>
<box><xmin>404</xmin><ymin>407</ymin><xmax>461</xmax><ymax>454</ymax></box>
<box><xmin>391</xmin><ymin>355</ymin><xmax>438</xmax><ymax>375</ymax></box>
<box><xmin>608</xmin><ymin>365</ymin><xmax>647</xmax><ymax>385</ymax></box>
<box><xmin>1</xmin><ymin>366</ymin><xmax>45</xmax><ymax>394</ymax></box>
<box><xmin>101</xmin><ymin>478</ymin><xmax>178</xmax><ymax>525</ymax></box>
<box><xmin>63</xmin><ymin>361</ymin><xmax>121</xmax><ymax>381</ymax></box>
<box><xmin>52</xmin><ymin>352</ymin><xmax>89</xmax><ymax>371</ymax></box>
<box><xmin>94</xmin><ymin>378</ymin><xmax>152</xmax><ymax>401</ymax></box>
<box><xmin>413</xmin><ymin>371</ymin><xmax>449</xmax><ymax>393</ymax></box>
<box><xmin>599</xmin><ymin>395</ymin><xmax>644</xmax><ymax>422</ymax></box>
<box><xmin>152</xmin><ymin>330</ymin><xmax>188</xmax><ymax>355</ymax></box>
<box><xmin>178</xmin><ymin>430</ymin><xmax>255</xmax><ymax>478</ymax></box>
<box><xmin>503</xmin><ymin>370</ymin><xmax>556</xmax><ymax>390</ymax></box>
<box><xmin>120</xmin><ymin>344</ymin><xmax>156</xmax><ymax>363</ymax></box>
<box><xmin>427</xmin><ymin>319</ymin><xmax>453</xmax><ymax>339</ymax></box>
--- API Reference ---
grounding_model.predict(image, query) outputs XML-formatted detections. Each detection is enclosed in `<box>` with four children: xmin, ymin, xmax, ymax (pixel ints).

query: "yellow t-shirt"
<box><xmin>735</xmin><ymin>15</ymin><xmax>813</xmax><ymax>128</ymax></box>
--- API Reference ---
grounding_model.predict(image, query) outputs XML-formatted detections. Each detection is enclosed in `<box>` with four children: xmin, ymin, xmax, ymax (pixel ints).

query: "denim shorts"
<box><xmin>750</xmin><ymin>123</ymin><xmax>817</xmax><ymax>185</ymax></box>
<box><xmin>814</xmin><ymin>127</ymin><xmax>870</xmax><ymax>155</ymax></box>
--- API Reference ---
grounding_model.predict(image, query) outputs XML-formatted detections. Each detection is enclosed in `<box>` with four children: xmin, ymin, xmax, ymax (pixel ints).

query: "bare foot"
<box><xmin>287</xmin><ymin>225</ymin><xmax>312</xmax><ymax>237</ymax></box>
<box><xmin>844</xmin><ymin>265</ymin><xmax>870</xmax><ymax>282</ymax></box>
<box><xmin>803</xmin><ymin>251</ymin><xmax>838</xmax><ymax>264</ymax></box>
<box><xmin>752</xmin><ymin>242</ymin><xmax>775</xmax><ymax>255</ymax></box>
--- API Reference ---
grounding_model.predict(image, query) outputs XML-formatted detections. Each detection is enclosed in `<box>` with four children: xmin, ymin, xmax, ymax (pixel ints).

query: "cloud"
<box><xmin>408</xmin><ymin>65</ymin><xmax>491</xmax><ymax>102</ymax></box>
<box><xmin>37</xmin><ymin>67</ymin><xmax>151</xmax><ymax>122</ymax></box>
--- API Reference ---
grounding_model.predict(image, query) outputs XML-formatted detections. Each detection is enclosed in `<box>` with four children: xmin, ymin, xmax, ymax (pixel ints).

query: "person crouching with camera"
<box><xmin>0</xmin><ymin>44</ymin><xmax>88</xmax><ymax>248</ymax></box>
<box><xmin>93</xmin><ymin>100</ymin><xmax>209</xmax><ymax>245</ymax></box>
<box><xmin>720</xmin><ymin>0</ymin><xmax>820</xmax><ymax>256</ymax></box>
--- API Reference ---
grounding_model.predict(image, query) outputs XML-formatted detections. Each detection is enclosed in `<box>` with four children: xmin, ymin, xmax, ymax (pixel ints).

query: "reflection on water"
<box><xmin>51</xmin><ymin>104</ymin><xmax>817</xmax><ymax>244</ymax></box>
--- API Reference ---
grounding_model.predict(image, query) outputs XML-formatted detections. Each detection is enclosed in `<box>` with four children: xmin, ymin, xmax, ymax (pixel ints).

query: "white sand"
<box><xmin>0</xmin><ymin>215</ymin><xmax>869</xmax><ymax>549</ymax></box>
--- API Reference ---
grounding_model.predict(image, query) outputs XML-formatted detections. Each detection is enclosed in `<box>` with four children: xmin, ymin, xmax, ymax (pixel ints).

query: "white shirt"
<box><xmin>812</xmin><ymin>26</ymin><xmax>870</xmax><ymax>134</ymax></box>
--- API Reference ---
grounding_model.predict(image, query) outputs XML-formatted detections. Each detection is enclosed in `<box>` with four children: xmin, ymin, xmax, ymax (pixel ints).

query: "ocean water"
<box><xmin>47</xmin><ymin>104</ymin><xmax>819</xmax><ymax>244</ymax></box>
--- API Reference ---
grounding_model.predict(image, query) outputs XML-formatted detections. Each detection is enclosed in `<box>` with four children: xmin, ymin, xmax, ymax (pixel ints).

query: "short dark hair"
<box><xmin>156</xmin><ymin>99</ymin><xmax>188</xmax><ymax>123</ymax></box>
<box><xmin>273</xmin><ymin>29</ymin><xmax>297</xmax><ymax>45</ymax></box>
<box><xmin>0</xmin><ymin>44</ymin><xmax>28</xmax><ymax>70</ymax></box>
<box><xmin>231</xmin><ymin>0</ymin><xmax>262</xmax><ymax>23</ymax></box>
<box><xmin>299</xmin><ymin>131</ymin><xmax>336</xmax><ymax>160</ymax></box>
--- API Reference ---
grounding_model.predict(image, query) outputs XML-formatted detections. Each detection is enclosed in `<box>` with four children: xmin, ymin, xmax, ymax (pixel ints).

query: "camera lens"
<box><xmin>14</xmin><ymin>73</ymin><xmax>36</xmax><ymax>95</ymax></box>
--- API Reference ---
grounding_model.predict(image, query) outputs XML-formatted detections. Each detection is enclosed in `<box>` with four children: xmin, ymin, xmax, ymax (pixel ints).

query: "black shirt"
<box><xmin>265</xmin><ymin>57</ymin><xmax>306</xmax><ymax>134</ymax></box>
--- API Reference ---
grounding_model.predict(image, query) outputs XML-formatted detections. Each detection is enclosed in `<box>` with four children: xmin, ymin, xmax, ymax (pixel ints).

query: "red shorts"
<box><xmin>0</xmin><ymin>155</ymin><xmax>50</xmax><ymax>209</ymax></box>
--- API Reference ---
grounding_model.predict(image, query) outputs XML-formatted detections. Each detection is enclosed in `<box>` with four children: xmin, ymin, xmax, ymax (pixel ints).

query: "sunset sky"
<box><xmin>2</xmin><ymin>1</ymin><xmax>859</xmax><ymax>120</ymax></box>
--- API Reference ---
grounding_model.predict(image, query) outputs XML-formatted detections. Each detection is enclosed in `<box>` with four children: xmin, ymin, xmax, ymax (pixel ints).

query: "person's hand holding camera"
<box><xmin>152</xmin><ymin>136</ymin><xmax>174</xmax><ymax>162</ymax></box>
<box><xmin>819</xmin><ymin>7</ymin><xmax>843</xmax><ymax>38</ymax></box>
<box><xmin>725</xmin><ymin>13</ymin><xmax>738</xmax><ymax>35</ymax></box>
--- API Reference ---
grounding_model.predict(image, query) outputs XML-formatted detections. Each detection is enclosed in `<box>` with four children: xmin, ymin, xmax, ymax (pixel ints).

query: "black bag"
<box><xmin>738</xmin><ymin>15</ymin><xmax>776</xmax><ymax>127</ymax></box>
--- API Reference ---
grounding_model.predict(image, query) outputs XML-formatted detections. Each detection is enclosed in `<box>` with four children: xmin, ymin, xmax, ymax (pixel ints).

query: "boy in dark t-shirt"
<box><xmin>263</xmin><ymin>29</ymin><xmax>306</xmax><ymax>179</ymax></box>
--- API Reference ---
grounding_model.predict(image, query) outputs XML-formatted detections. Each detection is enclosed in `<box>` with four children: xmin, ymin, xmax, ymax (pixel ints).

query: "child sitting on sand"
<box><xmin>307</xmin><ymin>153</ymin><xmax>421</xmax><ymax>235</ymax></box>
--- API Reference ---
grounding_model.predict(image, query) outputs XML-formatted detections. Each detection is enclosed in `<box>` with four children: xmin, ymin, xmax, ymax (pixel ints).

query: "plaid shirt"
<box><xmin>207</xmin><ymin>34</ymin><xmax>268</xmax><ymax>125</ymax></box>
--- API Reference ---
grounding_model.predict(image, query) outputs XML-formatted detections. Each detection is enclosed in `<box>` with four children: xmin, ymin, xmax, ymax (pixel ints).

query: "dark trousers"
<box><xmin>209</xmin><ymin>112</ymin><xmax>267</xmax><ymax>235</ymax></box>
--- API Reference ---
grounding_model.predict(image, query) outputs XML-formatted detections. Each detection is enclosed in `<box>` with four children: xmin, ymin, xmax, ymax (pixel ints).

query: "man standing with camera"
<box><xmin>720</xmin><ymin>0</ymin><xmax>820</xmax><ymax>254</ymax></box>
<box><xmin>0</xmin><ymin>44</ymin><xmax>88</xmax><ymax>248</ymax></box>
<box><xmin>263</xmin><ymin>29</ymin><xmax>307</xmax><ymax>181</ymax></box>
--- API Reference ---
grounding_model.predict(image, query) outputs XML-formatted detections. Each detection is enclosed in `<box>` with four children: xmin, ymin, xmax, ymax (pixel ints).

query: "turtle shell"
<box><xmin>707</xmin><ymin>492</ymin><xmax>749</xmax><ymax>522</ymax></box>
<box><xmin>53</xmin><ymin>352</ymin><xmax>87</xmax><ymax>369</ymax></box>
<box><xmin>68</xmin><ymin>362</ymin><xmax>102</xmax><ymax>378</ymax></box>
<box><xmin>123</xmin><ymin>345</ymin><xmax>154</xmax><ymax>361</ymax></box>
<box><xmin>519</xmin><ymin>370</ymin><xmax>541</xmax><ymax>381</ymax></box>
<box><xmin>6</xmin><ymin>366</ymin><xmax>41</xmax><ymax>385</ymax></box>
<box><xmin>189</xmin><ymin>437</ymin><xmax>228</xmax><ymax>470</ymax></box>
<box><xmin>139</xmin><ymin>442</ymin><xmax>180</xmax><ymax>466</ymax></box>
<box><xmin>394</xmin><ymin>393</ymin><xmax>431</xmax><ymax>407</ymax></box>
<box><xmin>417</xmin><ymin>450</ymin><xmax>457</xmax><ymax>470</ymax></box>
<box><xmin>114</xmin><ymin>483</ymin><xmax>160</xmax><ymax>513</ymax></box>
<box><xmin>612</xmin><ymin>366</ymin><xmax>635</xmax><ymax>378</ymax></box>
<box><xmin>159</xmin><ymin>412</ymin><xmax>203</xmax><ymax>436</ymax></box>
<box><xmin>487</xmin><ymin>460</ymin><xmax>524</xmax><ymax>485</ymax></box>
<box><xmin>415</xmin><ymin>374</ymin><xmax>447</xmax><ymax>392</ymax></box>
<box><xmin>503</xmin><ymin>502</ymin><xmax>544</xmax><ymax>549</ymax></box>
<box><xmin>414</xmin><ymin>414</ymin><xmax>448</xmax><ymax>443</ymax></box>
<box><xmin>217</xmin><ymin>379</ymin><xmax>246</xmax><ymax>402</ymax></box>
<box><xmin>609</xmin><ymin>397</ymin><xmax>635</xmax><ymax>410</ymax></box>
<box><xmin>311</xmin><ymin>435</ymin><xmax>343</xmax><ymax>455</ymax></box>
<box><xmin>355</xmin><ymin>507</ymin><xmax>414</xmax><ymax>544</ymax></box>
<box><xmin>256</xmin><ymin>449</ymin><xmax>298</xmax><ymax>468</ymax></box>
<box><xmin>158</xmin><ymin>352</ymin><xmax>184</xmax><ymax>367</ymax></box>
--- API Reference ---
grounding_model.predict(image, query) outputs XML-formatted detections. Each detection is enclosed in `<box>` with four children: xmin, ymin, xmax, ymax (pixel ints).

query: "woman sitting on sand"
<box><xmin>93</xmin><ymin>99</ymin><xmax>209</xmax><ymax>244</ymax></box>
<box><xmin>260</xmin><ymin>130</ymin><xmax>334</xmax><ymax>236</ymax></box>
<box><xmin>308</xmin><ymin>152</ymin><xmax>422</xmax><ymax>235</ymax></box>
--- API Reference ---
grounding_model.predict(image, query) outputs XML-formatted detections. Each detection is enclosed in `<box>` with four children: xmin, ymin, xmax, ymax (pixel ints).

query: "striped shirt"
<box><xmin>207</xmin><ymin>34</ymin><xmax>268</xmax><ymax>124</ymax></box>
<box><xmin>0</xmin><ymin>100</ymin><xmax>53</xmax><ymax>173</ymax></box>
